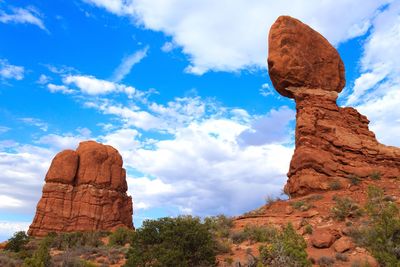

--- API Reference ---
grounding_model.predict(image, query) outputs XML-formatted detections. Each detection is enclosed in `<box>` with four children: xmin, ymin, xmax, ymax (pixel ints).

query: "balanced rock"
<box><xmin>28</xmin><ymin>141</ymin><xmax>133</xmax><ymax>236</ymax></box>
<box><xmin>268</xmin><ymin>16</ymin><xmax>345</xmax><ymax>98</ymax></box>
<box><xmin>267</xmin><ymin>16</ymin><xmax>400</xmax><ymax>196</ymax></box>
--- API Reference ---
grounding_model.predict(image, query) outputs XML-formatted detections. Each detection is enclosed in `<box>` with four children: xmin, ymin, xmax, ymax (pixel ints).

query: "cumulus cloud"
<box><xmin>0</xmin><ymin>221</ymin><xmax>30</xmax><ymax>241</ymax></box>
<box><xmin>125</xmin><ymin>119</ymin><xmax>293</xmax><ymax>216</ymax></box>
<box><xmin>94</xmin><ymin>96</ymin><xmax>295</xmax><ymax>216</ymax></box>
<box><xmin>0</xmin><ymin>59</ymin><xmax>24</xmax><ymax>80</ymax></box>
<box><xmin>238</xmin><ymin>106</ymin><xmax>295</xmax><ymax>146</ymax></box>
<box><xmin>47</xmin><ymin>83</ymin><xmax>75</xmax><ymax>94</ymax></box>
<box><xmin>112</xmin><ymin>46</ymin><xmax>149</xmax><ymax>82</ymax></box>
<box><xmin>63</xmin><ymin>75</ymin><xmax>144</xmax><ymax>98</ymax></box>
<box><xmin>84</xmin><ymin>0</ymin><xmax>389</xmax><ymax>74</ymax></box>
<box><xmin>346</xmin><ymin>2</ymin><xmax>400</xmax><ymax>146</ymax></box>
<box><xmin>0</xmin><ymin>144</ymin><xmax>53</xmax><ymax>215</ymax></box>
<box><xmin>0</xmin><ymin>6</ymin><xmax>47</xmax><ymax>32</ymax></box>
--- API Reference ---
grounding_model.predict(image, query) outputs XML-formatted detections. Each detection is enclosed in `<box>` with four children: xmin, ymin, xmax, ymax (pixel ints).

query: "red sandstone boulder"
<box><xmin>333</xmin><ymin>237</ymin><xmax>354</xmax><ymax>253</ymax></box>
<box><xmin>311</xmin><ymin>229</ymin><xmax>338</xmax><ymax>248</ymax></box>
<box><xmin>268</xmin><ymin>16</ymin><xmax>345</xmax><ymax>98</ymax></box>
<box><xmin>45</xmin><ymin>150</ymin><xmax>78</xmax><ymax>184</ymax></box>
<box><xmin>28</xmin><ymin>141</ymin><xmax>133</xmax><ymax>237</ymax></box>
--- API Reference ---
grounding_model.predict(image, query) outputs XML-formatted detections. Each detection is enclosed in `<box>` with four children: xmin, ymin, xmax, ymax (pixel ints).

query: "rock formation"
<box><xmin>28</xmin><ymin>141</ymin><xmax>133</xmax><ymax>236</ymax></box>
<box><xmin>268</xmin><ymin>16</ymin><xmax>400</xmax><ymax>196</ymax></box>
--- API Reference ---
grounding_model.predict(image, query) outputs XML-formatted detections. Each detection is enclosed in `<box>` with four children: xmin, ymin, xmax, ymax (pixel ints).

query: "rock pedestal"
<box><xmin>267</xmin><ymin>16</ymin><xmax>400</xmax><ymax>196</ymax></box>
<box><xmin>28</xmin><ymin>141</ymin><xmax>133</xmax><ymax>236</ymax></box>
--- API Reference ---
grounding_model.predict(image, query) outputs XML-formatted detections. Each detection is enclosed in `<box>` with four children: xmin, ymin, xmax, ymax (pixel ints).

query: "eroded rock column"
<box><xmin>267</xmin><ymin>16</ymin><xmax>400</xmax><ymax>196</ymax></box>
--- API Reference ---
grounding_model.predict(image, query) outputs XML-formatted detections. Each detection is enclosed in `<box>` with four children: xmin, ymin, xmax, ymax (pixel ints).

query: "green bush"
<box><xmin>359</xmin><ymin>185</ymin><xmax>400</xmax><ymax>265</ymax></box>
<box><xmin>331</xmin><ymin>197</ymin><xmax>362</xmax><ymax>221</ymax></box>
<box><xmin>124</xmin><ymin>216</ymin><xmax>216</xmax><ymax>267</ymax></box>
<box><xmin>51</xmin><ymin>231</ymin><xmax>103</xmax><ymax>249</ymax></box>
<box><xmin>369</xmin><ymin>171</ymin><xmax>381</xmax><ymax>180</ymax></box>
<box><xmin>0</xmin><ymin>251</ymin><xmax>24</xmax><ymax>266</ymax></box>
<box><xmin>347</xmin><ymin>174</ymin><xmax>361</xmax><ymax>185</ymax></box>
<box><xmin>5</xmin><ymin>231</ymin><xmax>29</xmax><ymax>252</ymax></box>
<box><xmin>23</xmin><ymin>236</ymin><xmax>53</xmax><ymax>267</ymax></box>
<box><xmin>291</xmin><ymin>200</ymin><xmax>312</xmax><ymax>211</ymax></box>
<box><xmin>317</xmin><ymin>256</ymin><xmax>335</xmax><ymax>266</ymax></box>
<box><xmin>243</xmin><ymin>225</ymin><xmax>278</xmax><ymax>243</ymax></box>
<box><xmin>329</xmin><ymin>180</ymin><xmax>342</xmax><ymax>190</ymax></box>
<box><xmin>109</xmin><ymin>227</ymin><xmax>134</xmax><ymax>246</ymax></box>
<box><xmin>204</xmin><ymin>214</ymin><xmax>233</xmax><ymax>239</ymax></box>
<box><xmin>258</xmin><ymin>223</ymin><xmax>311</xmax><ymax>267</ymax></box>
<box><xmin>304</xmin><ymin>224</ymin><xmax>313</xmax><ymax>235</ymax></box>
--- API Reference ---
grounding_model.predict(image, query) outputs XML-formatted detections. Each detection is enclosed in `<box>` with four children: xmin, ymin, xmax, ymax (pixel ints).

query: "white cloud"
<box><xmin>84</xmin><ymin>0</ymin><xmax>389</xmax><ymax>74</ymax></box>
<box><xmin>37</xmin><ymin>74</ymin><xmax>51</xmax><ymax>84</ymax></box>
<box><xmin>112</xmin><ymin>46</ymin><xmax>149</xmax><ymax>82</ymax></box>
<box><xmin>47</xmin><ymin>83</ymin><xmax>75</xmax><ymax>94</ymax></box>
<box><xmin>37</xmin><ymin>131</ymin><xmax>91</xmax><ymax>151</ymax></box>
<box><xmin>0</xmin><ymin>144</ymin><xmax>53</xmax><ymax>215</ymax></box>
<box><xmin>19</xmin><ymin>117</ymin><xmax>48</xmax><ymax>132</ymax></box>
<box><xmin>0</xmin><ymin>221</ymin><xmax>30</xmax><ymax>240</ymax></box>
<box><xmin>0</xmin><ymin>59</ymin><xmax>24</xmax><ymax>80</ymax></box>
<box><xmin>346</xmin><ymin>2</ymin><xmax>400</xmax><ymax>146</ymax></box>
<box><xmin>101</xmin><ymin>128</ymin><xmax>140</xmax><ymax>160</ymax></box>
<box><xmin>126</xmin><ymin>118</ymin><xmax>293</xmax><ymax>216</ymax></box>
<box><xmin>161</xmin><ymin>41</ymin><xmax>176</xmax><ymax>52</ymax></box>
<box><xmin>0</xmin><ymin>6</ymin><xmax>47</xmax><ymax>32</ymax></box>
<box><xmin>0</xmin><ymin>126</ymin><xmax>10</xmax><ymax>134</ymax></box>
<box><xmin>0</xmin><ymin>195</ymin><xmax>24</xmax><ymax>208</ymax></box>
<box><xmin>63</xmin><ymin>74</ymin><xmax>143</xmax><ymax>98</ymax></box>
<box><xmin>259</xmin><ymin>83</ymin><xmax>274</xmax><ymax>97</ymax></box>
<box><xmin>238</xmin><ymin>106</ymin><xmax>295</xmax><ymax>146</ymax></box>
<box><xmin>92</xmin><ymin>101</ymin><xmax>163</xmax><ymax>131</ymax></box>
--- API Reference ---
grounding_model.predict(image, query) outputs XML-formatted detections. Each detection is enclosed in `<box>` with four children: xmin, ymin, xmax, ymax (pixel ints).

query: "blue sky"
<box><xmin>0</xmin><ymin>0</ymin><xmax>399</xmax><ymax>241</ymax></box>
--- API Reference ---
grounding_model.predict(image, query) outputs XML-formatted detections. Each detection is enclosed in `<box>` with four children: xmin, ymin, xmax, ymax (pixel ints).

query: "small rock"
<box><xmin>302</xmin><ymin>210</ymin><xmax>319</xmax><ymax>218</ymax></box>
<box><xmin>285</xmin><ymin>205</ymin><xmax>294</xmax><ymax>214</ymax></box>
<box><xmin>311</xmin><ymin>229</ymin><xmax>338</xmax><ymax>248</ymax></box>
<box><xmin>355</xmin><ymin>247</ymin><xmax>367</xmax><ymax>253</ymax></box>
<box><xmin>333</xmin><ymin>237</ymin><xmax>354</xmax><ymax>252</ymax></box>
<box><xmin>341</xmin><ymin>227</ymin><xmax>353</xmax><ymax>236</ymax></box>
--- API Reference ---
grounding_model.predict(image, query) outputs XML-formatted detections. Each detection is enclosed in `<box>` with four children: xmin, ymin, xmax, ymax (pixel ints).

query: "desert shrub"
<box><xmin>305</xmin><ymin>194</ymin><xmax>324</xmax><ymax>202</ymax></box>
<box><xmin>304</xmin><ymin>224</ymin><xmax>313</xmax><ymax>235</ymax></box>
<box><xmin>109</xmin><ymin>227</ymin><xmax>134</xmax><ymax>246</ymax></box>
<box><xmin>265</xmin><ymin>195</ymin><xmax>280</xmax><ymax>206</ymax></box>
<box><xmin>291</xmin><ymin>200</ymin><xmax>312</xmax><ymax>211</ymax></box>
<box><xmin>335</xmin><ymin>253</ymin><xmax>348</xmax><ymax>262</ymax></box>
<box><xmin>204</xmin><ymin>215</ymin><xmax>234</xmax><ymax>253</ymax></box>
<box><xmin>0</xmin><ymin>251</ymin><xmax>24</xmax><ymax>267</ymax></box>
<box><xmin>357</xmin><ymin>185</ymin><xmax>400</xmax><ymax>265</ymax></box>
<box><xmin>329</xmin><ymin>180</ymin><xmax>342</xmax><ymax>190</ymax></box>
<box><xmin>215</xmin><ymin>239</ymin><xmax>232</xmax><ymax>254</ymax></box>
<box><xmin>124</xmin><ymin>216</ymin><xmax>216</xmax><ymax>267</ymax></box>
<box><xmin>204</xmin><ymin>214</ymin><xmax>233</xmax><ymax>239</ymax></box>
<box><xmin>23</xmin><ymin>235</ymin><xmax>52</xmax><ymax>267</ymax></box>
<box><xmin>331</xmin><ymin>197</ymin><xmax>363</xmax><ymax>221</ymax></box>
<box><xmin>350</xmin><ymin>259</ymin><xmax>373</xmax><ymax>267</ymax></box>
<box><xmin>231</xmin><ymin>231</ymin><xmax>247</xmax><ymax>244</ymax></box>
<box><xmin>51</xmin><ymin>231</ymin><xmax>103</xmax><ymax>249</ymax></box>
<box><xmin>369</xmin><ymin>171</ymin><xmax>381</xmax><ymax>180</ymax></box>
<box><xmin>317</xmin><ymin>256</ymin><xmax>335</xmax><ymax>266</ymax></box>
<box><xmin>347</xmin><ymin>174</ymin><xmax>361</xmax><ymax>185</ymax></box>
<box><xmin>243</xmin><ymin>225</ymin><xmax>278</xmax><ymax>243</ymax></box>
<box><xmin>5</xmin><ymin>231</ymin><xmax>29</xmax><ymax>252</ymax></box>
<box><xmin>224</xmin><ymin>257</ymin><xmax>234</xmax><ymax>265</ymax></box>
<box><xmin>258</xmin><ymin>223</ymin><xmax>311</xmax><ymax>267</ymax></box>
